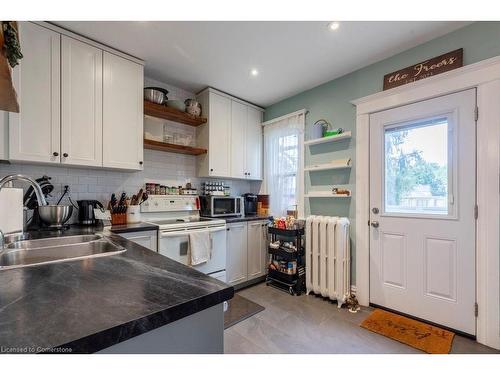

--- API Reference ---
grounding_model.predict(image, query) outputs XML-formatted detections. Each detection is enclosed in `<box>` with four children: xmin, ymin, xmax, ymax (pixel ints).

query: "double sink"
<box><xmin>0</xmin><ymin>234</ymin><xmax>126</xmax><ymax>270</ymax></box>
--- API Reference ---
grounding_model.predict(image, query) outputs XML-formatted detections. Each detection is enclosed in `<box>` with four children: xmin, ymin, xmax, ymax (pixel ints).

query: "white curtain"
<box><xmin>263</xmin><ymin>110</ymin><xmax>305</xmax><ymax>218</ymax></box>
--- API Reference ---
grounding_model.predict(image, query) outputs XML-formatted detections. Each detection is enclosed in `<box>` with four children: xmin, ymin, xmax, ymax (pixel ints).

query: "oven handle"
<box><xmin>160</xmin><ymin>226</ymin><xmax>226</xmax><ymax>238</ymax></box>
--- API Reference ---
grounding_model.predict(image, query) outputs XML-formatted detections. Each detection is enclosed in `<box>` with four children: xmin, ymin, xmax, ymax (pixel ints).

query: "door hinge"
<box><xmin>474</xmin><ymin>204</ymin><xmax>479</xmax><ymax>220</ymax></box>
<box><xmin>474</xmin><ymin>302</ymin><xmax>479</xmax><ymax>317</ymax></box>
<box><xmin>474</xmin><ymin>107</ymin><xmax>479</xmax><ymax>121</ymax></box>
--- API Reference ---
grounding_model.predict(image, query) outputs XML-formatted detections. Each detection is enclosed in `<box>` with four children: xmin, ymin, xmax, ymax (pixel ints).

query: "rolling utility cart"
<box><xmin>266</xmin><ymin>226</ymin><xmax>305</xmax><ymax>295</ymax></box>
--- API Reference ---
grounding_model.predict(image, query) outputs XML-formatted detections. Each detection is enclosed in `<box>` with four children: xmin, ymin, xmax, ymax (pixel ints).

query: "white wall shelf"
<box><xmin>305</xmin><ymin>191</ymin><xmax>352</xmax><ymax>198</ymax></box>
<box><xmin>304</xmin><ymin>131</ymin><xmax>351</xmax><ymax>146</ymax></box>
<box><xmin>305</xmin><ymin>160</ymin><xmax>352</xmax><ymax>172</ymax></box>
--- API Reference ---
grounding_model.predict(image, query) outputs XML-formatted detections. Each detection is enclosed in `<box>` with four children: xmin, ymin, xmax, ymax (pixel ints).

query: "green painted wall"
<box><xmin>264</xmin><ymin>22</ymin><xmax>500</xmax><ymax>284</ymax></box>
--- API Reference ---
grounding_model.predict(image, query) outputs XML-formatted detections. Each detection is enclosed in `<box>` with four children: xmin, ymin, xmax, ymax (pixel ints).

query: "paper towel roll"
<box><xmin>0</xmin><ymin>188</ymin><xmax>23</xmax><ymax>234</ymax></box>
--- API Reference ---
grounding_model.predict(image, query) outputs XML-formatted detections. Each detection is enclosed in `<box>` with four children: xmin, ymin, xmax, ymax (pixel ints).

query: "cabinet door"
<box><xmin>208</xmin><ymin>92</ymin><xmax>231</xmax><ymax>177</ymax></box>
<box><xmin>245</xmin><ymin>107</ymin><xmax>263</xmax><ymax>180</ymax></box>
<box><xmin>226</xmin><ymin>223</ymin><xmax>248</xmax><ymax>285</ymax></box>
<box><xmin>247</xmin><ymin>221</ymin><xmax>266</xmax><ymax>279</ymax></box>
<box><xmin>119</xmin><ymin>230</ymin><xmax>157</xmax><ymax>252</ymax></box>
<box><xmin>103</xmin><ymin>52</ymin><xmax>144</xmax><ymax>170</ymax></box>
<box><xmin>61</xmin><ymin>36</ymin><xmax>103</xmax><ymax>167</ymax></box>
<box><xmin>230</xmin><ymin>100</ymin><xmax>247</xmax><ymax>178</ymax></box>
<box><xmin>9</xmin><ymin>22</ymin><xmax>61</xmax><ymax>163</ymax></box>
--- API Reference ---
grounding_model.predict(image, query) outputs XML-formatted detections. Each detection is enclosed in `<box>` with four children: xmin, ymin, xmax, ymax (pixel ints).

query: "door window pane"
<box><xmin>384</xmin><ymin>117</ymin><xmax>449</xmax><ymax>215</ymax></box>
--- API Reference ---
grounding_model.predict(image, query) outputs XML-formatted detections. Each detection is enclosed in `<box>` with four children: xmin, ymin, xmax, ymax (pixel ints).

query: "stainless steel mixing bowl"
<box><xmin>38</xmin><ymin>205</ymin><xmax>73</xmax><ymax>227</ymax></box>
<box><xmin>144</xmin><ymin>87</ymin><xmax>169</xmax><ymax>105</ymax></box>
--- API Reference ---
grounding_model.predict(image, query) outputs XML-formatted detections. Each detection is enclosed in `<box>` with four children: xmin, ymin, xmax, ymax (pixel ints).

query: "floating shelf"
<box><xmin>304</xmin><ymin>160</ymin><xmax>352</xmax><ymax>172</ymax></box>
<box><xmin>305</xmin><ymin>191</ymin><xmax>351</xmax><ymax>198</ymax></box>
<box><xmin>304</xmin><ymin>131</ymin><xmax>352</xmax><ymax>146</ymax></box>
<box><xmin>144</xmin><ymin>139</ymin><xmax>207</xmax><ymax>156</ymax></box>
<box><xmin>144</xmin><ymin>101</ymin><xmax>207</xmax><ymax>127</ymax></box>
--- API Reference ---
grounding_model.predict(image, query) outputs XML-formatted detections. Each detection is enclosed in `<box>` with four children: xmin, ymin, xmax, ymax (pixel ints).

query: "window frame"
<box><xmin>380</xmin><ymin>111</ymin><xmax>458</xmax><ymax>220</ymax></box>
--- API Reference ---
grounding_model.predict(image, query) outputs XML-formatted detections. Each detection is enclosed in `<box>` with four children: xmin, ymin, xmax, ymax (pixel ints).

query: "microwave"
<box><xmin>199</xmin><ymin>196</ymin><xmax>242</xmax><ymax>217</ymax></box>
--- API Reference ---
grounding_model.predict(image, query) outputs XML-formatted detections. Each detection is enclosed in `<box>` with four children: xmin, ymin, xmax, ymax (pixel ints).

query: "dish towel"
<box><xmin>189</xmin><ymin>231</ymin><xmax>211</xmax><ymax>266</ymax></box>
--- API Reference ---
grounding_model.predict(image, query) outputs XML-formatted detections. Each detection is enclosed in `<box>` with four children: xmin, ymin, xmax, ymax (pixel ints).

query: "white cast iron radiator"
<box><xmin>305</xmin><ymin>215</ymin><xmax>351</xmax><ymax>307</ymax></box>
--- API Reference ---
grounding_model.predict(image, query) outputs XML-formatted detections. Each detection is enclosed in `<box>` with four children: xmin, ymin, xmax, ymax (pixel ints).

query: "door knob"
<box><xmin>370</xmin><ymin>221</ymin><xmax>379</xmax><ymax>228</ymax></box>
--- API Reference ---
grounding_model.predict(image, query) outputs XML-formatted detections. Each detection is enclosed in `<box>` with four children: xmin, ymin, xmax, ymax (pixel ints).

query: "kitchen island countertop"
<box><xmin>0</xmin><ymin>226</ymin><xmax>233</xmax><ymax>353</ymax></box>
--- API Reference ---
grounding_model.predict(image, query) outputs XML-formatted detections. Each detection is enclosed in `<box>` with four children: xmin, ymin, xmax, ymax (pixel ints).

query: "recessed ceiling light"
<box><xmin>250</xmin><ymin>68</ymin><xmax>259</xmax><ymax>77</ymax></box>
<box><xmin>328</xmin><ymin>22</ymin><xmax>340</xmax><ymax>31</ymax></box>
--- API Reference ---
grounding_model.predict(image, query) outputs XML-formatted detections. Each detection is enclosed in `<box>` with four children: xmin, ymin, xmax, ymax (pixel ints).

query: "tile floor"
<box><xmin>224</xmin><ymin>283</ymin><xmax>499</xmax><ymax>354</ymax></box>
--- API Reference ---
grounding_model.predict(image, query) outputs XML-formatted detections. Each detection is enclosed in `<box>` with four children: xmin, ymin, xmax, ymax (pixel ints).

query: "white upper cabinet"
<box><xmin>230</xmin><ymin>100</ymin><xmax>247</xmax><ymax>179</ymax></box>
<box><xmin>103</xmin><ymin>52</ymin><xmax>144</xmax><ymax>170</ymax></box>
<box><xmin>7</xmin><ymin>22</ymin><xmax>144</xmax><ymax>170</ymax></box>
<box><xmin>196</xmin><ymin>90</ymin><xmax>231</xmax><ymax>177</ymax></box>
<box><xmin>9</xmin><ymin>22</ymin><xmax>61</xmax><ymax>164</ymax></box>
<box><xmin>196</xmin><ymin>88</ymin><xmax>263</xmax><ymax>180</ymax></box>
<box><xmin>245</xmin><ymin>107</ymin><xmax>263</xmax><ymax>180</ymax></box>
<box><xmin>61</xmin><ymin>36</ymin><xmax>103</xmax><ymax>167</ymax></box>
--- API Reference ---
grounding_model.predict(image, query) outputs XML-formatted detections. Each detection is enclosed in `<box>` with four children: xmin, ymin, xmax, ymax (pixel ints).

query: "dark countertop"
<box><xmin>224</xmin><ymin>216</ymin><xmax>272</xmax><ymax>224</ymax></box>
<box><xmin>0</xmin><ymin>227</ymin><xmax>233</xmax><ymax>354</ymax></box>
<box><xmin>109</xmin><ymin>222</ymin><xmax>158</xmax><ymax>234</ymax></box>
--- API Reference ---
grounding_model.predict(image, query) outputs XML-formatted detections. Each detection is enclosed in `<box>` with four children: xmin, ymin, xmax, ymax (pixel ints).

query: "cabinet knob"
<box><xmin>63</xmin><ymin>153</ymin><xmax>68</xmax><ymax>158</ymax></box>
<box><xmin>53</xmin><ymin>152</ymin><xmax>59</xmax><ymax>157</ymax></box>
<box><xmin>227</xmin><ymin>228</ymin><xmax>230</xmax><ymax>231</ymax></box>
<box><xmin>139</xmin><ymin>161</ymin><xmax>143</xmax><ymax>165</ymax></box>
<box><xmin>210</xmin><ymin>168</ymin><xmax>214</xmax><ymax>172</ymax></box>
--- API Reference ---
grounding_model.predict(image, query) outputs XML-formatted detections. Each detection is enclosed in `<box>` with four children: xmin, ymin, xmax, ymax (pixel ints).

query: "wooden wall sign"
<box><xmin>383</xmin><ymin>48</ymin><xmax>463</xmax><ymax>90</ymax></box>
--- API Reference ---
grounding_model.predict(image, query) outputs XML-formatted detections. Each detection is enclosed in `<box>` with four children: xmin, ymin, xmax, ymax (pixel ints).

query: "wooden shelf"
<box><xmin>144</xmin><ymin>139</ymin><xmax>207</xmax><ymax>155</ymax></box>
<box><xmin>304</xmin><ymin>131</ymin><xmax>352</xmax><ymax>146</ymax></box>
<box><xmin>144</xmin><ymin>100</ymin><xmax>207</xmax><ymax>127</ymax></box>
<box><xmin>305</xmin><ymin>191</ymin><xmax>351</xmax><ymax>198</ymax></box>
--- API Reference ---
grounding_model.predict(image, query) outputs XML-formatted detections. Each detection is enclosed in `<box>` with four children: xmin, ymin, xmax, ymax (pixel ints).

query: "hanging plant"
<box><xmin>2</xmin><ymin>21</ymin><xmax>23</xmax><ymax>68</ymax></box>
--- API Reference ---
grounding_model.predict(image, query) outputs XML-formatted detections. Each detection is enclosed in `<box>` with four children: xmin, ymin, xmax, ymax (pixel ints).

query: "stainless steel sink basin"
<box><xmin>0</xmin><ymin>234</ymin><xmax>126</xmax><ymax>270</ymax></box>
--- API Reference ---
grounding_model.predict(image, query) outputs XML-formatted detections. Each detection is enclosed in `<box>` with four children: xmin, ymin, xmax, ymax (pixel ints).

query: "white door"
<box><xmin>103</xmin><ymin>52</ymin><xmax>144</xmax><ymax>170</ymax></box>
<box><xmin>246</xmin><ymin>107</ymin><xmax>263</xmax><ymax>180</ymax></box>
<box><xmin>208</xmin><ymin>92</ymin><xmax>231</xmax><ymax>177</ymax></box>
<box><xmin>61</xmin><ymin>36</ymin><xmax>103</xmax><ymax>167</ymax></box>
<box><xmin>369</xmin><ymin>89</ymin><xmax>476</xmax><ymax>335</ymax></box>
<box><xmin>230</xmin><ymin>100</ymin><xmax>247</xmax><ymax>179</ymax></box>
<box><xmin>9</xmin><ymin>22</ymin><xmax>61</xmax><ymax>164</ymax></box>
<box><xmin>226</xmin><ymin>223</ymin><xmax>248</xmax><ymax>285</ymax></box>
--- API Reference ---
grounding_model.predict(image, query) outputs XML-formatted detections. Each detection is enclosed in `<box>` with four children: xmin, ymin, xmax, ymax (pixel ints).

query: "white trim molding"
<box><xmin>352</xmin><ymin>55</ymin><xmax>500</xmax><ymax>349</ymax></box>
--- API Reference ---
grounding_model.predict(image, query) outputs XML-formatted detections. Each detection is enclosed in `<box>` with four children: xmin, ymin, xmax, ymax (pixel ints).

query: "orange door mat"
<box><xmin>360</xmin><ymin>309</ymin><xmax>455</xmax><ymax>354</ymax></box>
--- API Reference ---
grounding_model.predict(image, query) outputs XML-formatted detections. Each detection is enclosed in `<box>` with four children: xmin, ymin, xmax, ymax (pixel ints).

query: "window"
<box><xmin>384</xmin><ymin>116</ymin><xmax>451</xmax><ymax>215</ymax></box>
<box><xmin>263</xmin><ymin>112</ymin><xmax>305</xmax><ymax>217</ymax></box>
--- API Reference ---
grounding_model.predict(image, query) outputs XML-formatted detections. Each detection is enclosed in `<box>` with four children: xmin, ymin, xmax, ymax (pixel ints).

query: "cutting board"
<box><xmin>0</xmin><ymin>187</ymin><xmax>23</xmax><ymax>233</ymax></box>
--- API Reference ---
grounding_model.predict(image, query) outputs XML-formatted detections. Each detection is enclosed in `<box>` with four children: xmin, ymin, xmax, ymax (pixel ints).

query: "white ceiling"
<box><xmin>54</xmin><ymin>21</ymin><xmax>470</xmax><ymax>107</ymax></box>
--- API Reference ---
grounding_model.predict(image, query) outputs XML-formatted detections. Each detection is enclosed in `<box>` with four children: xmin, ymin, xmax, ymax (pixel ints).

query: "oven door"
<box><xmin>159</xmin><ymin>226</ymin><xmax>227</xmax><ymax>276</ymax></box>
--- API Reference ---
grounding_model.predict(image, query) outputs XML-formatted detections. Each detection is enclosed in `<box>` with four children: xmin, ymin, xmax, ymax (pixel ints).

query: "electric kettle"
<box><xmin>77</xmin><ymin>200</ymin><xmax>104</xmax><ymax>226</ymax></box>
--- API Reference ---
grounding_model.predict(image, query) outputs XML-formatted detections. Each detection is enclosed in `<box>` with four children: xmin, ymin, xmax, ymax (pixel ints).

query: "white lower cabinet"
<box><xmin>226</xmin><ymin>220</ymin><xmax>268</xmax><ymax>286</ymax></box>
<box><xmin>118</xmin><ymin>230</ymin><xmax>157</xmax><ymax>252</ymax></box>
<box><xmin>226</xmin><ymin>223</ymin><xmax>248</xmax><ymax>285</ymax></box>
<box><xmin>247</xmin><ymin>221</ymin><xmax>267</xmax><ymax>279</ymax></box>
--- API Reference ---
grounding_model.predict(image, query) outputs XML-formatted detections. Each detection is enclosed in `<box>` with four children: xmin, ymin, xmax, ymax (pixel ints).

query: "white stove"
<box><xmin>141</xmin><ymin>195</ymin><xmax>227</xmax><ymax>282</ymax></box>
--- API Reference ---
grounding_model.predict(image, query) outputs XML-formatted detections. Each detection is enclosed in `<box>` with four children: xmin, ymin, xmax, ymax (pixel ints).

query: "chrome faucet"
<box><xmin>0</xmin><ymin>229</ymin><xmax>4</xmax><ymax>249</ymax></box>
<box><xmin>0</xmin><ymin>174</ymin><xmax>48</xmax><ymax>207</ymax></box>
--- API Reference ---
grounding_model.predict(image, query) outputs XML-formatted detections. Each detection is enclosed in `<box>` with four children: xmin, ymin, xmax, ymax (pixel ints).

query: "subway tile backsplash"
<box><xmin>0</xmin><ymin>149</ymin><xmax>261</xmax><ymax>223</ymax></box>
